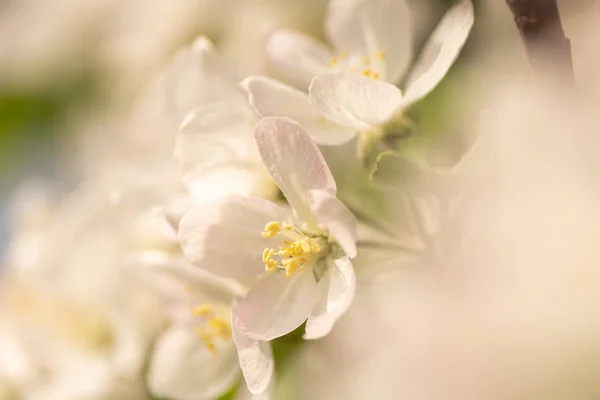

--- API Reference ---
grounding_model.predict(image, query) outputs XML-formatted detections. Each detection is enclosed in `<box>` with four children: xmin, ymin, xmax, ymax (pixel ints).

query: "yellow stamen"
<box><xmin>262</xmin><ymin>247</ymin><xmax>274</xmax><ymax>263</ymax></box>
<box><xmin>260</xmin><ymin>220</ymin><xmax>329</xmax><ymax>277</ymax></box>
<box><xmin>362</xmin><ymin>69</ymin><xmax>372</xmax><ymax>77</ymax></box>
<box><xmin>262</xmin><ymin>221</ymin><xmax>281</xmax><ymax>237</ymax></box>
<box><xmin>285</xmin><ymin>260</ymin><xmax>300</xmax><ymax>277</ymax></box>
<box><xmin>329</xmin><ymin>56</ymin><xmax>339</xmax><ymax>67</ymax></box>
<box><xmin>208</xmin><ymin>317</ymin><xmax>232</xmax><ymax>338</ymax></box>
<box><xmin>265</xmin><ymin>259</ymin><xmax>278</xmax><ymax>272</ymax></box>
<box><xmin>191</xmin><ymin>303</ymin><xmax>233</xmax><ymax>355</ymax></box>
<box><xmin>375</xmin><ymin>51</ymin><xmax>386</xmax><ymax>60</ymax></box>
<box><xmin>361</xmin><ymin>56</ymin><xmax>370</xmax><ymax>65</ymax></box>
<box><xmin>193</xmin><ymin>304</ymin><xmax>213</xmax><ymax>316</ymax></box>
<box><xmin>372</xmin><ymin>72</ymin><xmax>380</xmax><ymax>79</ymax></box>
<box><xmin>195</xmin><ymin>327</ymin><xmax>218</xmax><ymax>355</ymax></box>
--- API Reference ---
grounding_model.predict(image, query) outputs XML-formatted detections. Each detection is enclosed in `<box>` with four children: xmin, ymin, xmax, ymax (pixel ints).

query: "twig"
<box><xmin>505</xmin><ymin>0</ymin><xmax>574</xmax><ymax>83</ymax></box>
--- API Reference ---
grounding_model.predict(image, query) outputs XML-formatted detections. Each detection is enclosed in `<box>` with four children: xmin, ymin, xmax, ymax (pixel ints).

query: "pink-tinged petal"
<box><xmin>241</xmin><ymin>76</ymin><xmax>357</xmax><ymax>145</ymax></box>
<box><xmin>265</xmin><ymin>30</ymin><xmax>333</xmax><ymax>89</ymax></box>
<box><xmin>309</xmin><ymin>73</ymin><xmax>403</xmax><ymax>130</ymax></box>
<box><xmin>166</xmin><ymin>36</ymin><xmax>247</xmax><ymax>124</ymax></box>
<box><xmin>147</xmin><ymin>327</ymin><xmax>239</xmax><ymax>400</ymax></box>
<box><xmin>178</xmin><ymin>197</ymin><xmax>288</xmax><ymax>280</ymax></box>
<box><xmin>308</xmin><ymin>189</ymin><xmax>357</xmax><ymax>259</ymax></box>
<box><xmin>403</xmin><ymin>0</ymin><xmax>474</xmax><ymax>105</ymax></box>
<box><xmin>234</xmin><ymin>270</ymin><xmax>319</xmax><ymax>340</ymax></box>
<box><xmin>175</xmin><ymin>102</ymin><xmax>263</xmax><ymax>201</ymax></box>
<box><xmin>254</xmin><ymin>117</ymin><xmax>336</xmax><ymax>225</ymax></box>
<box><xmin>325</xmin><ymin>0</ymin><xmax>413</xmax><ymax>83</ymax></box>
<box><xmin>303</xmin><ymin>256</ymin><xmax>356</xmax><ymax>340</ymax></box>
<box><xmin>231</xmin><ymin>303</ymin><xmax>274</xmax><ymax>395</ymax></box>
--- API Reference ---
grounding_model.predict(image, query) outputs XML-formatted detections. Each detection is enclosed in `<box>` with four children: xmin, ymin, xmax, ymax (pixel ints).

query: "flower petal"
<box><xmin>265</xmin><ymin>29</ymin><xmax>333</xmax><ymax>89</ymax></box>
<box><xmin>308</xmin><ymin>189</ymin><xmax>357</xmax><ymax>259</ymax></box>
<box><xmin>178</xmin><ymin>197</ymin><xmax>288</xmax><ymax>280</ymax></box>
<box><xmin>231</xmin><ymin>303</ymin><xmax>274</xmax><ymax>395</ymax></box>
<box><xmin>303</xmin><ymin>256</ymin><xmax>356</xmax><ymax>340</ymax></box>
<box><xmin>139</xmin><ymin>255</ymin><xmax>242</xmax><ymax>323</ymax></box>
<box><xmin>175</xmin><ymin>103</ymin><xmax>273</xmax><ymax>201</ymax></box>
<box><xmin>166</xmin><ymin>36</ymin><xmax>247</xmax><ymax>124</ymax></box>
<box><xmin>309</xmin><ymin>73</ymin><xmax>403</xmax><ymax>130</ymax></box>
<box><xmin>147</xmin><ymin>327</ymin><xmax>240</xmax><ymax>400</ymax></box>
<box><xmin>403</xmin><ymin>0</ymin><xmax>474</xmax><ymax>105</ymax></box>
<box><xmin>234</xmin><ymin>270</ymin><xmax>319</xmax><ymax>340</ymax></box>
<box><xmin>254</xmin><ymin>117</ymin><xmax>336</xmax><ymax>224</ymax></box>
<box><xmin>325</xmin><ymin>0</ymin><xmax>413</xmax><ymax>83</ymax></box>
<box><xmin>242</xmin><ymin>76</ymin><xmax>357</xmax><ymax>145</ymax></box>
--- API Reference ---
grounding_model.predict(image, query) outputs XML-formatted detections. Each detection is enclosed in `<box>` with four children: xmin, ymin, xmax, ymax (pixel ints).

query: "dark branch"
<box><xmin>505</xmin><ymin>0</ymin><xmax>574</xmax><ymax>83</ymax></box>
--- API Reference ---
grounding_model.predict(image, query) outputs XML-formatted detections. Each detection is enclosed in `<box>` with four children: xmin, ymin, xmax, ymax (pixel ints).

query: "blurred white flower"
<box><xmin>170</xmin><ymin>37</ymin><xmax>278</xmax><ymax>202</ymax></box>
<box><xmin>0</xmin><ymin>164</ymin><xmax>184</xmax><ymax>400</ymax></box>
<box><xmin>145</xmin><ymin>260</ymin><xmax>273</xmax><ymax>400</ymax></box>
<box><xmin>244</xmin><ymin>0</ymin><xmax>473</xmax><ymax>150</ymax></box>
<box><xmin>179</xmin><ymin>117</ymin><xmax>357</xmax><ymax>341</ymax></box>
<box><xmin>0</xmin><ymin>279</ymin><xmax>151</xmax><ymax>400</ymax></box>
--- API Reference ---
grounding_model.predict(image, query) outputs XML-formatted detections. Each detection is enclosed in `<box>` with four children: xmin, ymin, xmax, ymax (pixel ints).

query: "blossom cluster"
<box><xmin>0</xmin><ymin>0</ymin><xmax>475</xmax><ymax>399</ymax></box>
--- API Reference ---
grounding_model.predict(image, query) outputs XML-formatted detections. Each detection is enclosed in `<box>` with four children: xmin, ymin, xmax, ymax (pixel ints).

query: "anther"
<box><xmin>193</xmin><ymin>304</ymin><xmax>213</xmax><ymax>316</ymax></box>
<box><xmin>285</xmin><ymin>260</ymin><xmax>300</xmax><ymax>277</ymax></box>
<box><xmin>262</xmin><ymin>248</ymin><xmax>274</xmax><ymax>263</ymax></box>
<box><xmin>265</xmin><ymin>259</ymin><xmax>278</xmax><ymax>272</ymax></box>
<box><xmin>262</xmin><ymin>221</ymin><xmax>281</xmax><ymax>237</ymax></box>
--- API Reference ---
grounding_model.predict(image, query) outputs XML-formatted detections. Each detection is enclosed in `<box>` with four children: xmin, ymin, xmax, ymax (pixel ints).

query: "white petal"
<box><xmin>303</xmin><ymin>256</ymin><xmax>356</xmax><ymax>340</ymax></box>
<box><xmin>403</xmin><ymin>0</ymin><xmax>474</xmax><ymax>104</ymax></box>
<box><xmin>234</xmin><ymin>270</ymin><xmax>319</xmax><ymax>340</ymax></box>
<box><xmin>309</xmin><ymin>73</ymin><xmax>403</xmax><ymax>130</ymax></box>
<box><xmin>166</xmin><ymin>36</ymin><xmax>246</xmax><ymax>124</ymax></box>
<box><xmin>325</xmin><ymin>0</ymin><xmax>413</xmax><ymax>83</ymax></box>
<box><xmin>147</xmin><ymin>327</ymin><xmax>240</xmax><ymax>400</ymax></box>
<box><xmin>175</xmin><ymin>103</ymin><xmax>268</xmax><ymax>201</ymax></box>
<box><xmin>265</xmin><ymin>30</ymin><xmax>333</xmax><ymax>89</ymax></box>
<box><xmin>241</xmin><ymin>76</ymin><xmax>357</xmax><ymax>145</ymax></box>
<box><xmin>178</xmin><ymin>197</ymin><xmax>288</xmax><ymax>280</ymax></box>
<box><xmin>254</xmin><ymin>117</ymin><xmax>336</xmax><ymax>224</ymax></box>
<box><xmin>231</xmin><ymin>303</ymin><xmax>274</xmax><ymax>395</ymax></box>
<box><xmin>140</xmin><ymin>255</ymin><xmax>242</xmax><ymax>323</ymax></box>
<box><xmin>308</xmin><ymin>189</ymin><xmax>357</xmax><ymax>259</ymax></box>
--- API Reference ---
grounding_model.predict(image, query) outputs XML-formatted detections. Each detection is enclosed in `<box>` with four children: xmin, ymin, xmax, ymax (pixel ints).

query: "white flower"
<box><xmin>0</xmin><ymin>279</ymin><xmax>150</xmax><ymax>400</ymax></box>
<box><xmin>243</xmin><ymin>0</ymin><xmax>474</xmax><ymax>148</ymax></box>
<box><xmin>145</xmin><ymin>260</ymin><xmax>274</xmax><ymax>400</ymax></box>
<box><xmin>178</xmin><ymin>117</ymin><xmax>357</xmax><ymax>341</ymax></box>
<box><xmin>169</xmin><ymin>36</ymin><xmax>278</xmax><ymax>202</ymax></box>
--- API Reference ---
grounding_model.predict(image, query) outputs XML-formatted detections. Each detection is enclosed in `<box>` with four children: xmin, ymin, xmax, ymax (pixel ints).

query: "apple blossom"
<box><xmin>243</xmin><ymin>0</ymin><xmax>474</xmax><ymax>158</ymax></box>
<box><xmin>178</xmin><ymin>117</ymin><xmax>357</xmax><ymax>341</ymax></box>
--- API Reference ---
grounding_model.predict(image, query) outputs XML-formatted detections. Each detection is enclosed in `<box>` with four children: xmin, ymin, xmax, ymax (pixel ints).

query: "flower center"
<box><xmin>191</xmin><ymin>303</ymin><xmax>232</xmax><ymax>356</ymax></box>
<box><xmin>328</xmin><ymin>50</ymin><xmax>386</xmax><ymax>80</ymax></box>
<box><xmin>261</xmin><ymin>221</ymin><xmax>330</xmax><ymax>277</ymax></box>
